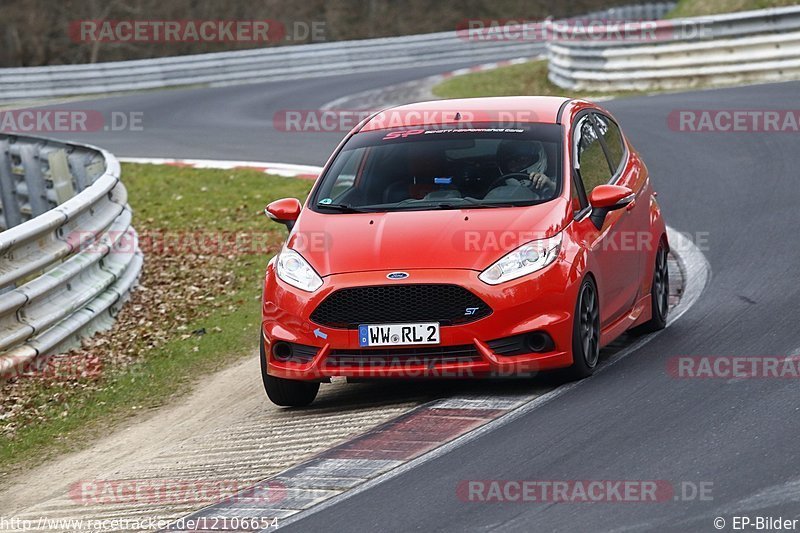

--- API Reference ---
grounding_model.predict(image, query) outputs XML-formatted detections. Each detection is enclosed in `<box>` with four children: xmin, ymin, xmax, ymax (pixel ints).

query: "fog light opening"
<box><xmin>526</xmin><ymin>332</ymin><xmax>554</xmax><ymax>353</ymax></box>
<box><xmin>273</xmin><ymin>341</ymin><xmax>294</xmax><ymax>361</ymax></box>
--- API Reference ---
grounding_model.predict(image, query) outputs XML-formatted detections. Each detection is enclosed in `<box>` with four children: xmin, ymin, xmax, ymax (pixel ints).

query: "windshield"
<box><xmin>311</xmin><ymin>123</ymin><xmax>562</xmax><ymax>213</ymax></box>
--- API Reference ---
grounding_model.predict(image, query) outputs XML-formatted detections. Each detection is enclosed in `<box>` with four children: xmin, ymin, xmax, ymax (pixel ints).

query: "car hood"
<box><xmin>287</xmin><ymin>199</ymin><xmax>569</xmax><ymax>277</ymax></box>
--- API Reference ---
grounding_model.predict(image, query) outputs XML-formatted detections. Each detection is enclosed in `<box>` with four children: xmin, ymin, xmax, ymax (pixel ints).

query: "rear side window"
<box><xmin>576</xmin><ymin>117</ymin><xmax>611</xmax><ymax>195</ymax></box>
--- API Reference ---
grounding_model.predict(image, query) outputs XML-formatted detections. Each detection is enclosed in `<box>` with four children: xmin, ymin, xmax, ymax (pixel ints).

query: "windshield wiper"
<box><xmin>316</xmin><ymin>203</ymin><xmax>372</xmax><ymax>213</ymax></box>
<box><xmin>426</xmin><ymin>197</ymin><xmax>521</xmax><ymax>210</ymax></box>
<box><xmin>343</xmin><ymin>197</ymin><xmax>531</xmax><ymax>213</ymax></box>
<box><xmin>433</xmin><ymin>200</ymin><xmax>518</xmax><ymax>210</ymax></box>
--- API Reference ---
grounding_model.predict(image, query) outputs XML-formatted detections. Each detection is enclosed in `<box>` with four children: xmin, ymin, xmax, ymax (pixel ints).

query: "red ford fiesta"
<box><xmin>261</xmin><ymin>97</ymin><xmax>668</xmax><ymax>406</ymax></box>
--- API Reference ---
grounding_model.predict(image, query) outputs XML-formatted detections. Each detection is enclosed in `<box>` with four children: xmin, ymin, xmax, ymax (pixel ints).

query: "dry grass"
<box><xmin>0</xmin><ymin>163</ymin><xmax>312</xmax><ymax>477</ymax></box>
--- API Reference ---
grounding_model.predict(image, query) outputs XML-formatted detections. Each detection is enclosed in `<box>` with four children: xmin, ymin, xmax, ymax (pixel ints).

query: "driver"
<box><xmin>496</xmin><ymin>140</ymin><xmax>557</xmax><ymax>196</ymax></box>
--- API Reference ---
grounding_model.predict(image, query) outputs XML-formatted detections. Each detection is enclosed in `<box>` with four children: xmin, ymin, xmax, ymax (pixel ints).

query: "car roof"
<box><xmin>359</xmin><ymin>96</ymin><xmax>571</xmax><ymax>132</ymax></box>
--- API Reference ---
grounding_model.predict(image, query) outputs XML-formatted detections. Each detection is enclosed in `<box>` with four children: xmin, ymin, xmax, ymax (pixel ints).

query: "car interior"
<box><xmin>322</xmin><ymin>138</ymin><xmax>561</xmax><ymax>208</ymax></box>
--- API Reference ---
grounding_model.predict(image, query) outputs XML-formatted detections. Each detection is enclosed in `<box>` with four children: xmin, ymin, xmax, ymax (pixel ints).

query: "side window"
<box><xmin>592</xmin><ymin>114</ymin><xmax>625</xmax><ymax>177</ymax></box>
<box><xmin>576</xmin><ymin>116</ymin><xmax>611</xmax><ymax>196</ymax></box>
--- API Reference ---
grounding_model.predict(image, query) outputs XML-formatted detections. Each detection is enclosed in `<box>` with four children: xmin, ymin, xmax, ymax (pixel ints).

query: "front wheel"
<box><xmin>260</xmin><ymin>337</ymin><xmax>319</xmax><ymax>407</ymax></box>
<box><xmin>566</xmin><ymin>277</ymin><xmax>600</xmax><ymax>380</ymax></box>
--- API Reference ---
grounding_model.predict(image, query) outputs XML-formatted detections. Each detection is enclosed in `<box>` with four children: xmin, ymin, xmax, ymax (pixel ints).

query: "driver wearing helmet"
<box><xmin>496</xmin><ymin>140</ymin><xmax>557</xmax><ymax>196</ymax></box>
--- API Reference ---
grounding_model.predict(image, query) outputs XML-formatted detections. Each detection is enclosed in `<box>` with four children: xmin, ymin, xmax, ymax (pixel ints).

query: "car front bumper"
<box><xmin>262</xmin><ymin>263</ymin><xmax>579</xmax><ymax>380</ymax></box>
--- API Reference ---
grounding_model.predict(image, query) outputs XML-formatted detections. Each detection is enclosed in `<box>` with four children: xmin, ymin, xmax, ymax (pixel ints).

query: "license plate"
<box><xmin>358</xmin><ymin>323</ymin><xmax>440</xmax><ymax>347</ymax></box>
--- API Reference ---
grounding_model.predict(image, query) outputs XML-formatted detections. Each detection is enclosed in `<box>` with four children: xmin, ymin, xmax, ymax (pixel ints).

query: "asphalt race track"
<box><xmin>36</xmin><ymin>61</ymin><xmax>525</xmax><ymax>163</ymax></box>
<box><xmin>34</xmin><ymin>64</ymin><xmax>800</xmax><ymax>531</ymax></box>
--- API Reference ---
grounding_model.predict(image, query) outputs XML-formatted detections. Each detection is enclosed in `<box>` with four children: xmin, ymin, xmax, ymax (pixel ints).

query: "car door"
<box><xmin>571</xmin><ymin>112</ymin><xmax>642</xmax><ymax>327</ymax></box>
<box><xmin>593</xmin><ymin>112</ymin><xmax>649</xmax><ymax>296</ymax></box>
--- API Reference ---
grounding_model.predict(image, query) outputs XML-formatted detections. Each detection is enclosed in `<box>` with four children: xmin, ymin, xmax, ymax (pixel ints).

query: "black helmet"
<box><xmin>497</xmin><ymin>140</ymin><xmax>547</xmax><ymax>175</ymax></box>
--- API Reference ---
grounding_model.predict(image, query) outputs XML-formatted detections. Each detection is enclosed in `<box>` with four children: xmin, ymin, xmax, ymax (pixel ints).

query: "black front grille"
<box><xmin>326</xmin><ymin>344</ymin><xmax>482</xmax><ymax>367</ymax></box>
<box><xmin>310</xmin><ymin>284</ymin><xmax>492</xmax><ymax>329</ymax></box>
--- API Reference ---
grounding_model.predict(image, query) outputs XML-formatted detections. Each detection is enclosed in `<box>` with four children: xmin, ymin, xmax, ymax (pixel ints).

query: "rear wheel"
<box><xmin>633</xmin><ymin>243</ymin><xmax>669</xmax><ymax>334</ymax></box>
<box><xmin>260</xmin><ymin>337</ymin><xmax>319</xmax><ymax>407</ymax></box>
<box><xmin>566</xmin><ymin>277</ymin><xmax>600</xmax><ymax>379</ymax></box>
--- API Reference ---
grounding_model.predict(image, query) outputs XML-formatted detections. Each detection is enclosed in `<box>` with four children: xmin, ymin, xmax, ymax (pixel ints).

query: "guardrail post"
<box><xmin>19</xmin><ymin>144</ymin><xmax>51</xmax><ymax>217</ymax></box>
<box><xmin>67</xmin><ymin>152</ymin><xmax>90</xmax><ymax>192</ymax></box>
<box><xmin>48</xmin><ymin>149</ymin><xmax>76</xmax><ymax>205</ymax></box>
<box><xmin>0</xmin><ymin>140</ymin><xmax>22</xmax><ymax>230</ymax></box>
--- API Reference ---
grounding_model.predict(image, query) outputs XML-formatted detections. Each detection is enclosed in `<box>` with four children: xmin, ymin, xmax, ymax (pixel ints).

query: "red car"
<box><xmin>261</xmin><ymin>97</ymin><xmax>668</xmax><ymax>406</ymax></box>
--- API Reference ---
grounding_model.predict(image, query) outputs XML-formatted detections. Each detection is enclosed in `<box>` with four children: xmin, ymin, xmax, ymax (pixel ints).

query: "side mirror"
<box><xmin>588</xmin><ymin>184</ymin><xmax>634</xmax><ymax>229</ymax></box>
<box><xmin>265</xmin><ymin>198</ymin><xmax>301</xmax><ymax>230</ymax></box>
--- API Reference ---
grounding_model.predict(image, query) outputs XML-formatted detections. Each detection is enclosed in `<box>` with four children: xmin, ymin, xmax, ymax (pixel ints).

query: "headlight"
<box><xmin>276</xmin><ymin>248</ymin><xmax>323</xmax><ymax>292</ymax></box>
<box><xmin>479</xmin><ymin>233</ymin><xmax>562</xmax><ymax>285</ymax></box>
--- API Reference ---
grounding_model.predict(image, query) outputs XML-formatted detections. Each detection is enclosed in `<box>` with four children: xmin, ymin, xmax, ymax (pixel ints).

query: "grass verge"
<box><xmin>0</xmin><ymin>164</ymin><xmax>313</xmax><ymax>479</ymax></box>
<box><xmin>431</xmin><ymin>59</ymin><xmax>642</xmax><ymax>101</ymax></box>
<box><xmin>667</xmin><ymin>0</ymin><xmax>799</xmax><ymax>18</ymax></box>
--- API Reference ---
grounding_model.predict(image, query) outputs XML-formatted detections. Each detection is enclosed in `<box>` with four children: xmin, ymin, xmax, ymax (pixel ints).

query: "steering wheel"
<box><xmin>487</xmin><ymin>172</ymin><xmax>532</xmax><ymax>191</ymax></box>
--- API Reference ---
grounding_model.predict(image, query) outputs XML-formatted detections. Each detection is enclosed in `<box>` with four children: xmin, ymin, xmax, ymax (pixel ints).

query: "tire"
<box><xmin>260</xmin><ymin>337</ymin><xmax>319</xmax><ymax>407</ymax></box>
<box><xmin>565</xmin><ymin>277</ymin><xmax>601</xmax><ymax>380</ymax></box>
<box><xmin>633</xmin><ymin>243</ymin><xmax>669</xmax><ymax>334</ymax></box>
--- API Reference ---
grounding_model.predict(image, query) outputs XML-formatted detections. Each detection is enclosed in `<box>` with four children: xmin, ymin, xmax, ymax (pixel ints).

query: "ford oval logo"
<box><xmin>387</xmin><ymin>272</ymin><xmax>409</xmax><ymax>280</ymax></box>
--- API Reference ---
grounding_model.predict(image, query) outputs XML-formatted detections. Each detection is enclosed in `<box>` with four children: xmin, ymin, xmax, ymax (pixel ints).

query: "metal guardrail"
<box><xmin>0</xmin><ymin>4</ymin><xmax>670</xmax><ymax>102</ymax></box>
<box><xmin>547</xmin><ymin>5</ymin><xmax>800</xmax><ymax>91</ymax></box>
<box><xmin>0</xmin><ymin>134</ymin><xmax>142</xmax><ymax>376</ymax></box>
<box><xmin>0</xmin><ymin>34</ymin><xmax>542</xmax><ymax>102</ymax></box>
